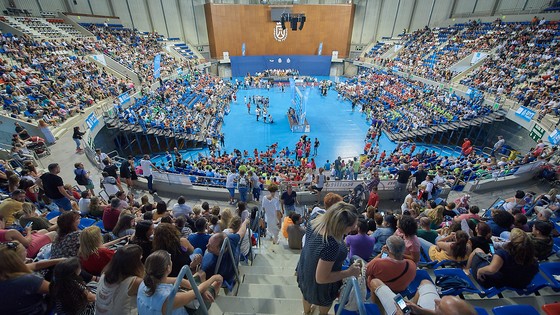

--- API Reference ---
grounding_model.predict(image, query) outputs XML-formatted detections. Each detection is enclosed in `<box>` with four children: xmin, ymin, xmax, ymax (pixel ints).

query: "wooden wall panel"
<box><xmin>204</xmin><ymin>4</ymin><xmax>354</xmax><ymax>58</ymax></box>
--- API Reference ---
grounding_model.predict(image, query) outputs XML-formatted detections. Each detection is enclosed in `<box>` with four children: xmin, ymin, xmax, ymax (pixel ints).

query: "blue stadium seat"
<box><xmin>79</xmin><ymin>217</ymin><xmax>96</xmax><ymax>230</ymax></box>
<box><xmin>539</xmin><ymin>262</ymin><xmax>560</xmax><ymax>290</ymax></box>
<box><xmin>333</xmin><ymin>302</ymin><xmax>381</xmax><ymax>315</ymax></box>
<box><xmin>475</xmin><ymin>307</ymin><xmax>489</xmax><ymax>315</ymax></box>
<box><xmin>45</xmin><ymin>211</ymin><xmax>61</xmax><ymax>220</ymax></box>
<box><xmin>433</xmin><ymin>268</ymin><xmax>483</xmax><ymax>296</ymax></box>
<box><xmin>400</xmin><ymin>269</ymin><xmax>432</xmax><ymax>298</ymax></box>
<box><xmin>492</xmin><ymin>305</ymin><xmax>539</xmax><ymax>315</ymax></box>
<box><xmin>95</xmin><ymin>220</ymin><xmax>105</xmax><ymax>231</ymax></box>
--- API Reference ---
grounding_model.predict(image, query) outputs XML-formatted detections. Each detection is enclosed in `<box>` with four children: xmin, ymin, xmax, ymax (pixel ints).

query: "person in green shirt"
<box><xmin>417</xmin><ymin>217</ymin><xmax>438</xmax><ymax>244</ymax></box>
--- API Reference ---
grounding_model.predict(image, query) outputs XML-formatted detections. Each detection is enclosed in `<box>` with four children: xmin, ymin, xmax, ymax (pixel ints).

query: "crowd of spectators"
<box><xmin>260</xmin><ymin>69</ymin><xmax>299</xmax><ymax>77</ymax></box>
<box><xmin>335</xmin><ymin>69</ymin><xmax>491</xmax><ymax>133</ymax></box>
<box><xmin>0</xmin><ymin>31</ymin><xmax>134</xmax><ymax>123</ymax></box>
<box><xmin>87</xmin><ymin>25</ymin><xmax>175</xmax><ymax>84</ymax></box>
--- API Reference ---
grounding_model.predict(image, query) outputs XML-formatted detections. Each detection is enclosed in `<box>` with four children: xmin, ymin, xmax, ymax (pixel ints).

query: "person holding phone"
<box><xmin>369</xmin><ymin>278</ymin><xmax>477</xmax><ymax>315</ymax></box>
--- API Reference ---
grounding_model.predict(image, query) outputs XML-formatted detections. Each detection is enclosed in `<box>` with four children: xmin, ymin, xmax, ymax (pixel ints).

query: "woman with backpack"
<box><xmin>74</xmin><ymin>163</ymin><xmax>94</xmax><ymax>195</ymax></box>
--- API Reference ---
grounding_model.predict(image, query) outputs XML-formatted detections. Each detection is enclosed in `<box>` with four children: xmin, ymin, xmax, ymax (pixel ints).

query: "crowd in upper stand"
<box><xmin>86</xmin><ymin>25</ymin><xmax>174</xmax><ymax>84</ymax></box>
<box><xmin>335</xmin><ymin>69</ymin><xmax>490</xmax><ymax>133</ymax></box>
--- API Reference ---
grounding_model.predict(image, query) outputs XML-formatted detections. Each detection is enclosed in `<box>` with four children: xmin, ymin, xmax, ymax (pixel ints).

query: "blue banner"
<box><xmin>549</xmin><ymin>129</ymin><xmax>560</xmax><ymax>145</ymax></box>
<box><xmin>153</xmin><ymin>53</ymin><xmax>161</xmax><ymax>79</ymax></box>
<box><xmin>118</xmin><ymin>92</ymin><xmax>130</xmax><ymax>105</ymax></box>
<box><xmin>515</xmin><ymin>106</ymin><xmax>536</xmax><ymax>122</ymax></box>
<box><xmin>318</xmin><ymin>42</ymin><xmax>323</xmax><ymax>55</ymax></box>
<box><xmin>85</xmin><ymin>113</ymin><xmax>99</xmax><ymax>131</ymax></box>
<box><xmin>242</xmin><ymin>43</ymin><xmax>246</xmax><ymax>56</ymax></box>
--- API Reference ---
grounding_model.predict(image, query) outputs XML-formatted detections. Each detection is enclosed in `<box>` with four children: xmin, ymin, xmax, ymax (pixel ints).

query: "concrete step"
<box><xmin>237</xmin><ymin>283</ymin><xmax>302</xmax><ymax>299</ymax></box>
<box><xmin>210</xmin><ymin>296</ymin><xmax>303</xmax><ymax>315</ymax></box>
<box><xmin>239</xmin><ymin>265</ymin><xmax>297</xmax><ymax>276</ymax></box>
<box><xmin>251</xmin><ymin>253</ymin><xmax>300</xmax><ymax>268</ymax></box>
<box><xmin>243</xmin><ymin>274</ymin><xmax>297</xmax><ymax>285</ymax></box>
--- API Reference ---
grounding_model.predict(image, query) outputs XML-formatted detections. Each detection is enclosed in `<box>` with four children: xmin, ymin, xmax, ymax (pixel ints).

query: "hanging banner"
<box><xmin>153</xmin><ymin>53</ymin><xmax>161</xmax><ymax>79</ymax></box>
<box><xmin>242</xmin><ymin>43</ymin><xmax>246</xmax><ymax>56</ymax></box>
<box><xmin>85</xmin><ymin>113</ymin><xmax>99</xmax><ymax>131</ymax></box>
<box><xmin>515</xmin><ymin>106</ymin><xmax>536</xmax><ymax>122</ymax></box>
<box><xmin>318</xmin><ymin>42</ymin><xmax>323</xmax><ymax>55</ymax></box>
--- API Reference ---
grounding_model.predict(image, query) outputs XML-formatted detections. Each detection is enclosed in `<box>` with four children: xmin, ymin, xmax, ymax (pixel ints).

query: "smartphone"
<box><xmin>393</xmin><ymin>294</ymin><xmax>410</xmax><ymax>314</ymax></box>
<box><xmin>489</xmin><ymin>243</ymin><xmax>495</xmax><ymax>255</ymax></box>
<box><xmin>25</xmin><ymin>222</ymin><xmax>33</xmax><ymax>229</ymax></box>
<box><xmin>381</xmin><ymin>252</ymin><xmax>388</xmax><ymax>258</ymax></box>
<box><xmin>445</xmin><ymin>221</ymin><xmax>450</xmax><ymax>227</ymax></box>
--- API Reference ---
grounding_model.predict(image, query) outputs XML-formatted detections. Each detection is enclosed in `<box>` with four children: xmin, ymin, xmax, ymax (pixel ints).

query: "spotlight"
<box><xmin>299</xmin><ymin>15</ymin><xmax>306</xmax><ymax>30</ymax></box>
<box><xmin>290</xmin><ymin>16</ymin><xmax>298</xmax><ymax>31</ymax></box>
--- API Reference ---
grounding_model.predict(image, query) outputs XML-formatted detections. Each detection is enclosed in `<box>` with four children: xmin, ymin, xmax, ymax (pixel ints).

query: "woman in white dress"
<box><xmin>261</xmin><ymin>184</ymin><xmax>282</xmax><ymax>244</ymax></box>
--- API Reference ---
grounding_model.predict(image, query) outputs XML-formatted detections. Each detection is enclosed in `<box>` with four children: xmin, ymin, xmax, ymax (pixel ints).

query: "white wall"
<box><xmin>161</xmin><ymin>0</ymin><xmax>183</xmax><ymax>38</ymax></box>
<box><xmin>90</xmin><ymin>0</ymin><xmax>112</xmax><ymax>16</ymax></box>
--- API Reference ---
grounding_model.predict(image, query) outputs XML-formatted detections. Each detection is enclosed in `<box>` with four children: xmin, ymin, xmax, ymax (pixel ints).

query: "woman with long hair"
<box><xmin>0</xmin><ymin>241</ymin><xmax>50</xmax><ymax>314</ymax></box>
<box><xmin>153</xmin><ymin>201</ymin><xmax>169</xmax><ymax>221</ymax></box>
<box><xmin>72</xmin><ymin>126</ymin><xmax>85</xmax><ymax>152</ymax></box>
<box><xmin>217</xmin><ymin>208</ymin><xmax>233</xmax><ymax>233</ymax></box>
<box><xmin>49</xmin><ymin>257</ymin><xmax>96</xmax><ymax>314</ymax></box>
<box><xmin>89</xmin><ymin>196</ymin><xmax>107</xmax><ymax>218</ymax></box>
<box><xmin>152</xmin><ymin>223</ymin><xmax>202</xmax><ymax>277</ymax></box>
<box><xmin>0</xmin><ymin>213</ymin><xmax>57</xmax><ymax>258</ymax></box>
<box><xmin>425</xmin><ymin>205</ymin><xmax>444</xmax><ymax>229</ymax></box>
<box><xmin>95</xmin><ymin>244</ymin><xmax>145</xmax><ymax>315</ymax></box>
<box><xmin>137</xmin><ymin>250</ymin><xmax>223</xmax><ymax>315</ymax></box>
<box><xmin>38</xmin><ymin>119</ymin><xmax>56</xmax><ymax>144</ymax></box>
<box><xmin>17</xmin><ymin>202</ymin><xmax>54</xmax><ymax>231</ymax></box>
<box><xmin>297</xmin><ymin>201</ymin><xmax>361</xmax><ymax>315</ymax></box>
<box><xmin>112</xmin><ymin>214</ymin><xmax>136</xmax><ymax>238</ymax></box>
<box><xmin>393</xmin><ymin>215</ymin><xmax>421</xmax><ymax>263</ymax></box>
<box><xmin>130</xmin><ymin>220</ymin><xmax>154</xmax><ymax>263</ymax></box>
<box><xmin>471</xmin><ymin>228</ymin><xmax>539</xmax><ymax>288</ymax></box>
<box><xmin>78</xmin><ymin>226</ymin><xmax>129</xmax><ymax>276</ymax></box>
<box><xmin>261</xmin><ymin>184</ymin><xmax>282</xmax><ymax>244</ymax></box>
<box><xmin>51</xmin><ymin>211</ymin><xmax>81</xmax><ymax>259</ymax></box>
<box><xmin>428</xmin><ymin>230</ymin><xmax>472</xmax><ymax>262</ymax></box>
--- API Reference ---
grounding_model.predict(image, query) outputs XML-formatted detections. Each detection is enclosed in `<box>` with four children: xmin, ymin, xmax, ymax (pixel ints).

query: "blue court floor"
<box><xmin>150</xmin><ymin>77</ymin><xmax>462</xmax><ymax>167</ymax></box>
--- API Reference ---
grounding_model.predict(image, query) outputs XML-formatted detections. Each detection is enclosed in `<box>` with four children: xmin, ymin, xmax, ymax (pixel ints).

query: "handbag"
<box><xmin>341</xmin><ymin>259</ymin><xmax>367</xmax><ymax>311</ymax></box>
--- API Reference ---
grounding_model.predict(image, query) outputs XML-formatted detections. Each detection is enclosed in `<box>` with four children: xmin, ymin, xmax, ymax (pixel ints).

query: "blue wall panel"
<box><xmin>230</xmin><ymin>55</ymin><xmax>332</xmax><ymax>77</ymax></box>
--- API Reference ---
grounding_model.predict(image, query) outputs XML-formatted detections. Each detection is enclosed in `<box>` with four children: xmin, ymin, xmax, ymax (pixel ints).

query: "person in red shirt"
<box><xmin>367</xmin><ymin>187</ymin><xmax>380</xmax><ymax>209</ymax></box>
<box><xmin>102</xmin><ymin>198</ymin><xmax>121</xmax><ymax>232</ymax></box>
<box><xmin>461</xmin><ymin>138</ymin><xmax>472</xmax><ymax>156</ymax></box>
<box><xmin>78</xmin><ymin>226</ymin><xmax>115</xmax><ymax>276</ymax></box>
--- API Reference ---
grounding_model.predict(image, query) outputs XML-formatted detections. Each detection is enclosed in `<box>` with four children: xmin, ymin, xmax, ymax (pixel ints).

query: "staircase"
<box><xmin>209</xmin><ymin>243</ymin><xmax>304</xmax><ymax>315</ymax></box>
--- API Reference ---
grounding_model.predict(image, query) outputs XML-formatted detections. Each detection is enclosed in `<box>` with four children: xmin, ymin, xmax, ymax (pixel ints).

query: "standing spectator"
<box><xmin>413</xmin><ymin>164</ymin><xmax>427</xmax><ymax>187</ymax></box>
<box><xmin>313</xmin><ymin>138</ymin><xmax>320</xmax><ymax>156</ymax></box>
<box><xmin>248</xmin><ymin>170</ymin><xmax>260</xmax><ymax>201</ymax></box>
<box><xmin>103</xmin><ymin>159</ymin><xmax>123</xmax><ymax>192</ymax></box>
<box><xmin>120</xmin><ymin>155</ymin><xmax>137</xmax><ymax>191</ymax></box>
<box><xmin>346</xmin><ymin>218</ymin><xmax>375</xmax><ymax>261</ymax></box>
<box><xmin>310</xmin><ymin>167</ymin><xmax>327</xmax><ymax>203</ymax></box>
<box><xmin>74</xmin><ymin>163</ymin><xmax>94</xmax><ymax>195</ymax></box>
<box><xmin>281</xmin><ymin>185</ymin><xmax>297</xmax><ymax>214</ymax></box>
<box><xmin>393</xmin><ymin>164</ymin><xmax>411</xmax><ymax>202</ymax></box>
<box><xmin>72</xmin><ymin>126</ymin><xmax>85</xmax><ymax>153</ymax></box>
<box><xmin>37</xmin><ymin>120</ymin><xmax>55</xmax><ymax>144</ymax></box>
<box><xmin>94</xmin><ymin>149</ymin><xmax>109</xmax><ymax>169</ymax></box>
<box><xmin>296</xmin><ymin>202</ymin><xmax>360</xmax><ymax>315</ymax></box>
<box><xmin>461</xmin><ymin>138</ymin><xmax>473</xmax><ymax>156</ymax></box>
<box><xmin>172</xmin><ymin>196</ymin><xmax>192</xmax><ymax>218</ymax></box>
<box><xmin>237</xmin><ymin>169</ymin><xmax>249</xmax><ymax>203</ymax></box>
<box><xmin>367</xmin><ymin>187</ymin><xmax>379</xmax><ymax>209</ymax></box>
<box><xmin>491</xmin><ymin>135</ymin><xmax>505</xmax><ymax>157</ymax></box>
<box><xmin>262</xmin><ymin>184</ymin><xmax>282</xmax><ymax>245</ymax></box>
<box><xmin>37</xmin><ymin>163</ymin><xmax>75</xmax><ymax>211</ymax></box>
<box><xmin>140</xmin><ymin>155</ymin><xmax>157</xmax><ymax>194</ymax></box>
<box><xmin>225</xmin><ymin>168</ymin><xmax>238</xmax><ymax>205</ymax></box>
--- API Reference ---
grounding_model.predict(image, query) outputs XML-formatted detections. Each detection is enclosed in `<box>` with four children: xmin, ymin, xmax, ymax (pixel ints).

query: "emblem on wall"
<box><xmin>274</xmin><ymin>22</ymin><xmax>287</xmax><ymax>42</ymax></box>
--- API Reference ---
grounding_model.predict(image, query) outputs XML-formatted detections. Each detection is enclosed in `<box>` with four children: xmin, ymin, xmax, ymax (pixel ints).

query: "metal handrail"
<box><xmin>165</xmin><ymin>265</ymin><xmax>208</xmax><ymax>315</ymax></box>
<box><xmin>336</xmin><ymin>276</ymin><xmax>367</xmax><ymax>315</ymax></box>
<box><xmin>214</xmin><ymin>236</ymin><xmax>240</xmax><ymax>295</ymax></box>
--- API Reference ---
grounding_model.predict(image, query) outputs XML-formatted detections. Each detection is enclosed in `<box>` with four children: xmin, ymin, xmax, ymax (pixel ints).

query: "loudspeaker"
<box><xmin>299</xmin><ymin>16</ymin><xmax>306</xmax><ymax>30</ymax></box>
<box><xmin>290</xmin><ymin>17</ymin><xmax>298</xmax><ymax>31</ymax></box>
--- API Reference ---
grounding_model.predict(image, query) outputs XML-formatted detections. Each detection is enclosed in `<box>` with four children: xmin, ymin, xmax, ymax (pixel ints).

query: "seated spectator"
<box><xmin>189</xmin><ymin>217</ymin><xmax>211</xmax><ymax>253</ymax></box>
<box><xmin>224</xmin><ymin>216</ymin><xmax>251</xmax><ymax>261</ymax></box>
<box><xmin>17</xmin><ymin>202</ymin><xmax>54</xmax><ymax>231</ymax></box>
<box><xmin>112</xmin><ymin>214</ymin><xmax>136</xmax><ymax>238</ymax></box>
<box><xmin>394</xmin><ymin>215</ymin><xmax>421</xmax><ymax>263</ymax></box>
<box><xmin>51</xmin><ymin>211</ymin><xmax>81</xmax><ymax>259</ymax></box>
<box><xmin>423</xmin><ymin>205</ymin><xmax>444</xmax><ymax>229</ymax></box>
<box><xmin>50</xmin><ymin>257</ymin><xmax>96</xmax><ymax>314</ymax></box>
<box><xmin>469</xmin><ymin>222</ymin><xmax>493</xmax><ymax>253</ymax></box>
<box><xmin>137</xmin><ymin>250</ymin><xmax>222</xmax><ymax>315</ymax></box>
<box><xmin>502</xmin><ymin>190</ymin><xmax>526</xmax><ymax>212</ymax></box>
<box><xmin>172</xmin><ymin>196</ymin><xmax>192</xmax><ymax>218</ymax></box>
<box><xmin>130</xmin><ymin>220</ymin><xmax>154</xmax><ymax>263</ymax></box>
<box><xmin>470</xmin><ymin>228</ymin><xmax>538</xmax><ymax>289</ymax></box>
<box><xmin>95</xmin><ymin>244</ymin><xmax>145</xmax><ymax>314</ymax></box>
<box><xmin>530</xmin><ymin>221</ymin><xmax>554</xmax><ymax>261</ymax></box>
<box><xmin>287</xmin><ymin>214</ymin><xmax>305</xmax><ymax>250</ymax></box>
<box><xmin>78</xmin><ymin>191</ymin><xmax>91</xmax><ymax>216</ymax></box>
<box><xmin>429</xmin><ymin>231</ymin><xmax>471</xmax><ymax>263</ymax></box>
<box><xmin>513</xmin><ymin>213</ymin><xmax>530</xmax><ymax>232</ymax></box>
<box><xmin>0</xmin><ymin>189</ymin><xmax>25</xmax><ymax>226</ymax></box>
<box><xmin>102</xmin><ymin>198</ymin><xmax>122</xmax><ymax>232</ymax></box>
<box><xmin>486</xmin><ymin>209</ymin><xmax>514</xmax><ymax>237</ymax></box>
<box><xmin>281</xmin><ymin>211</ymin><xmax>298</xmax><ymax>239</ymax></box>
<box><xmin>417</xmin><ymin>217</ymin><xmax>438</xmax><ymax>244</ymax></box>
<box><xmin>0</xmin><ymin>241</ymin><xmax>50</xmax><ymax>315</ymax></box>
<box><xmin>454</xmin><ymin>205</ymin><xmax>481</xmax><ymax>223</ymax></box>
<box><xmin>88</xmin><ymin>196</ymin><xmax>106</xmax><ymax>218</ymax></box>
<box><xmin>153</xmin><ymin>201</ymin><xmax>170</xmax><ymax>221</ymax></box>
<box><xmin>0</xmin><ymin>213</ymin><xmax>56</xmax><ymax>258</ymax></box>
<box><xmin>153</xmin><ymin>223</ymin><xmax>202</xmax><ymax>277</ymax></box>
<box><xmin>198</xmin><ymin>219</ymin><xmax>249</xmax><ymax>282</ymax></box>
<box><xmin>346</xmin><ymin>218</ymin><xmax>376</xmax><ymax>261</ymax></box>
<box><xmin>366</xmin><ymin>236</ymin><xmax>416</xmax><ymax>294</ymax></box>
<box><xmin>78</xmin><ymin>226</ymin><xmax>124</xmax><ymax>276</ymax></box>
<box><xmin>372</xmin><ymin>214</ymin><xmax>397</xmax><ymax>257</ymax></box>
<box><xmin>369</xmin><ymin>278</ymin><xmax>476</xmax><ymax>315</ymax></box>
